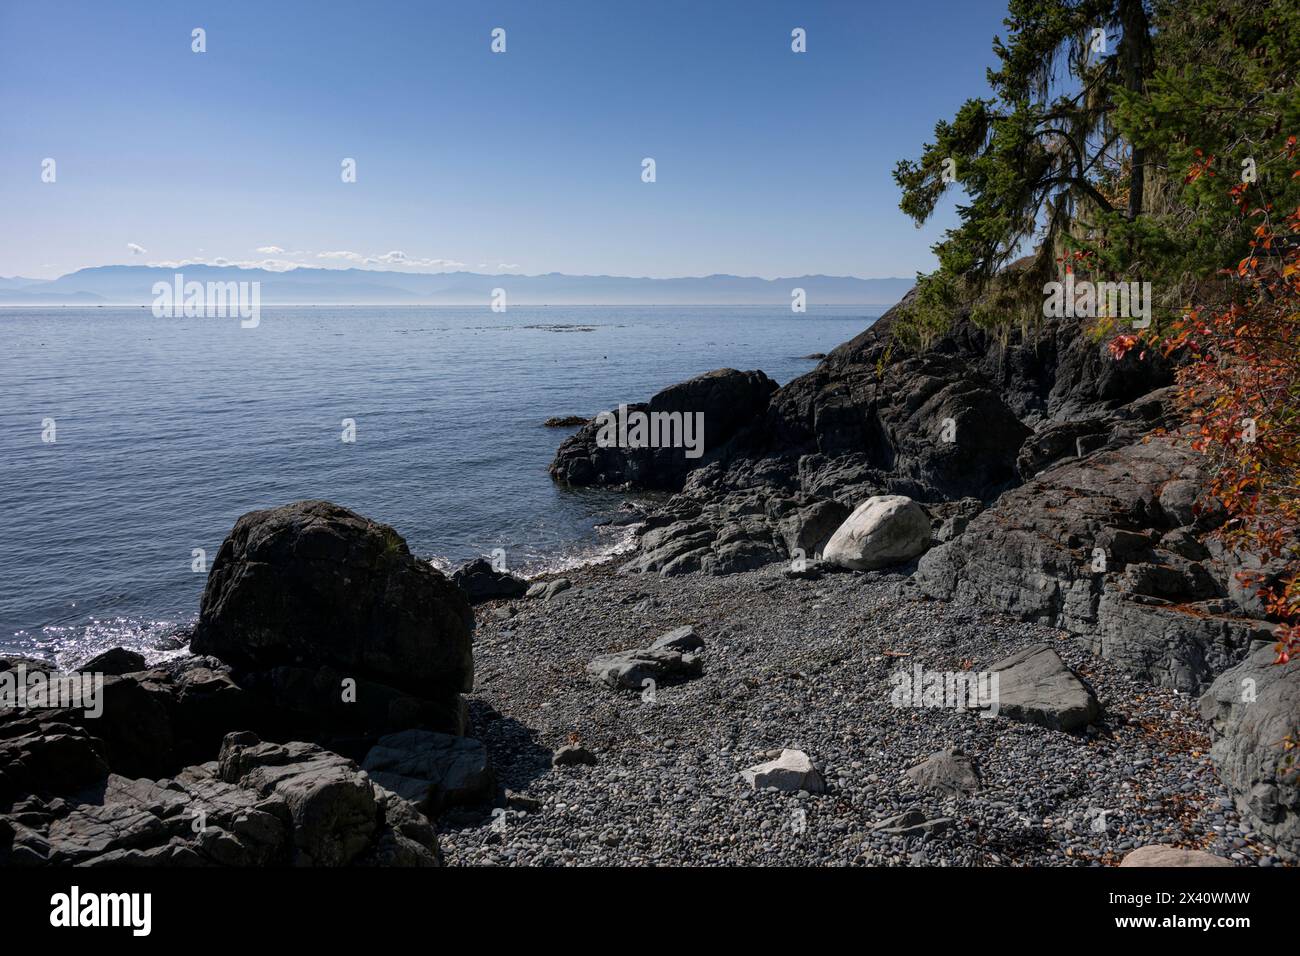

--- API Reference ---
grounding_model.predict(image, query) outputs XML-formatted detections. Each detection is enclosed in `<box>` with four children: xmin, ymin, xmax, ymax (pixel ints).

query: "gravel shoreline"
<box><xmin>438</xmin><ymin>560</ymin><xmax>1283</xmax><ymax>867</ymax></box>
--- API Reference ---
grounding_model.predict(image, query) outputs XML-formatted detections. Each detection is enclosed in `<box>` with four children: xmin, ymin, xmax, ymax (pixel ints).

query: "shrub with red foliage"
<box><xmin>1113</xmin><ymin>139</ymin><xmax>1300</xmax><ymax>662</ymax></box>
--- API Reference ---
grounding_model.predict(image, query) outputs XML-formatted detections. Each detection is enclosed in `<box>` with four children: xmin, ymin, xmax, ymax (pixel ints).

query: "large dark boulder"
<box><xmin>191</xmin><ymin>501</ymin><xmax>474</xmax><ymax>704</ymax></box>
<box><xmin>550</xmin><ymin>368</ymin><xmax>778</xmax><ymax>489</ymax></box>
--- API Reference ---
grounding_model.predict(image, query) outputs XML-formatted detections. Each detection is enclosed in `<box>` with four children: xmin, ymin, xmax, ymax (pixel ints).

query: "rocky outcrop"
<box><xmin>822</xmin><ymin>495</ymin><xmax>931</xmax><ymax>571</ymax></box>
<box><xmin>913</xmin><ymin>433</ymin><xmax>1273</xmax><ymax>692</ymax></box>
<box><xmin>0</xmin><ymin>501</ymin><xmax>493</xmax><ymax>867</ymax></box>
<box><xmin>1</xmin><ymin>500</ymin><xmax>495</xmax><ymax>867</ymax></box>
<box><xmin>0</xmin><ymin>657</ymin><xmax>175</xmax><ymax>780</ymax></box>
<box><xmin>551</xmin><ymin>299</ymin><xmax>1172</xmax><ymax>581</ymax></box>
<box><xmin>0</xmin><ymin>732</ymin><xmax>439</xmax><ymax>867</ymax></box>
<box><xmin>550</xmin><ymin>368</ymin><xmax>779</xmax><ymax>489</ymax></box>
<box><xmin>191</xmin><ymin>500</ymin><xmax>474</xmax><ymax>735</ymax></box>
<box><xmin>451</xmin><ymin>558</ymin><xmax>529</xmax><ymax>604</ymax></box>
<box><xmin>1201</xmin><ymin>643</ymin><xmax>1300</xmax><ymax>857</ymax></box>
<box><xmin>617</xmin><ymin>489</ymin><xmax>788</xmax><ymax>576</ymax></box>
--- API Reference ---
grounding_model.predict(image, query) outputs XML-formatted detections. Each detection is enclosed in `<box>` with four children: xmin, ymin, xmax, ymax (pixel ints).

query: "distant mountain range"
<box><xmin>0</xmin><ymin>265</ymin><xmax>912</xmax><ymax>307</ymax></box>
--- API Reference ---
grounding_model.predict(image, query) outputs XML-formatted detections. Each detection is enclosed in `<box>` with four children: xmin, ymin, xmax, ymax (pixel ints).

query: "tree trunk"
<box><xmin>1119</xmin><ymin>0</ymin><xmax>1152</xmax><ymax>219</ymax></box>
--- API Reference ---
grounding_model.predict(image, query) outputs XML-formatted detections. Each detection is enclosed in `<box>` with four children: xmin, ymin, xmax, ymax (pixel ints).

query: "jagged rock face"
<box><xmin>772</xmin><ymin>497</ymin><xmax>851</xmax><ymax>558</ymax></box>
<box><xmin>1201</xmin><ymin>645</ymin><xmax>1300</xmax><ymax>858</ymax></box>
<box><xmin>192</xmin><ymin>500</ymin><xmax>474</xmax><ymax>706</ymax></box>
<box><xmin>913</xmin><ymin>433</ymin><xmax>1273</xmax><ymax>692</ymax></box>
<box><xmin>759</xmin><ymin>347</ymin><xmax>1032</xmax><ymax>502</ymax></box>
<box><xmin>0</xmin><ymin>721</ymin><xmax>109</xmax><ymax>804</ymax></box>
<box><xmin>0</xmin><ymin>658</ymin><xmax>175</xmax><ymax>780</ymax></box>
<box><xmin>744</xmin><ymin>303</ymin><xmax>1169</xmax><ymax>500</ymax></box>
<box><xmin>1044</xmin><ymin>316</ymin><xmax>1175</xmax><ymax>420</ymax></box>
<box><xmin>550</xmin><ymin>368</ymin><xmax>779</xmax><ymax>489</ymax></box>
<box><xmin>0</xmin><ymin>731</ymin><xmax>440</xmax><ymax>867</ymax></box>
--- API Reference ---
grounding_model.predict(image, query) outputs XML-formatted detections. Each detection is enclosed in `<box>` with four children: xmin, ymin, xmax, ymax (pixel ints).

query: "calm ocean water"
<box><xmin>0</xmin><ymin>304</ymin><xmax>876</xmax><ymax>665</ymax></box>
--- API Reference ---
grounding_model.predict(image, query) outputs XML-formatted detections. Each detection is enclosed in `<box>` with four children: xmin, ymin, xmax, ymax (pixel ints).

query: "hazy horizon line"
<box><xmin>4</xmin><ymin>263</ymin><xmax>915</xmax><ymax>283</ymax></box>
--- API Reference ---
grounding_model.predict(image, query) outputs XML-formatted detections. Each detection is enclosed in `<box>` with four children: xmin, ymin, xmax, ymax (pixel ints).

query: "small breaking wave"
<box><xmin>7</xmin><ymin>616</ymin><xmax>194</xmax><ymax>670</ymax></box>
<box><xmin>427</xmin><ymin>518</ymin><xmax>642</xmax><ymax>580</ymax></box>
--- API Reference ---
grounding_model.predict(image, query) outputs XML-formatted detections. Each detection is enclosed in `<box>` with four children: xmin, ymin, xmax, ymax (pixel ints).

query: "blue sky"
<box><xmin>0</xmin><ymin>0</ymin><xmax>1010</xmax><ymax>280</ymax></box>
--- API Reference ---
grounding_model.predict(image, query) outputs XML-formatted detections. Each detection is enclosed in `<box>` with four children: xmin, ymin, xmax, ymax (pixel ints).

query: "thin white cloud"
<box><xmin>255</xmin><ymin>259</ymin><xmax>302</xmax><ymax>272</ymax></box>
<box><xmin>358</xmin><ymin>250</ymin><xmax>465</xmax><ymax>270</ymax></box>
<box><xmin>146</xmin><ymin>257</ymin><xmax>206</xmax><ymax>268</ymax></box>
<box><xmin>143</xmin><ymin>247</ymin><xmax>466</xmax><ymax>274</ymax></box>
<box><xmin>497</xmin><ymin>262</ymin><xmax>519</xmax><ymax>271</ymax></box>
<box><xmin>127</xmin><ymin>242</ymin><xmax>147</xmax><ymax>255</ymax></box>
<box><xmin>146</xmin><ymin>256</ymin><xmax>303</xmax><ymax>272</ymax></box>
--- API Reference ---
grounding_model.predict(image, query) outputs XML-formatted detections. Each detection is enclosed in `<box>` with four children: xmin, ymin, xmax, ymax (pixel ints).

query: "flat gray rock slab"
<box><xmin>586</xmin><ymin>627</ymin><xmax>705</xmax><ymax>690</ymax></box>
<box><xmin>987</xmin><ymin>644</ymin><xmax>1099</xmax><ymax>732</ymax></box>
<box><xmin>649</xmin><ymin>626</ymin><xmax>705</xmax><ymax>653</ymax></box>
<box><xmin>872</xmin><ymin>808</ymin><xmax>954</xmax><ymax>837</ymax></box>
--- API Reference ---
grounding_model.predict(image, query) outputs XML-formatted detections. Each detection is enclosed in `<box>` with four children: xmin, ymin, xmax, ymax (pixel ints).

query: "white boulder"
<box><xmin>822</xmin><ymin>495</ymin><xmax>931</xmax><ymax>571</ymax></box>
<box><xmin>741</xmin><ymin>749</ymin><xmax>825</xmax><ymax>793</ymax></box>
